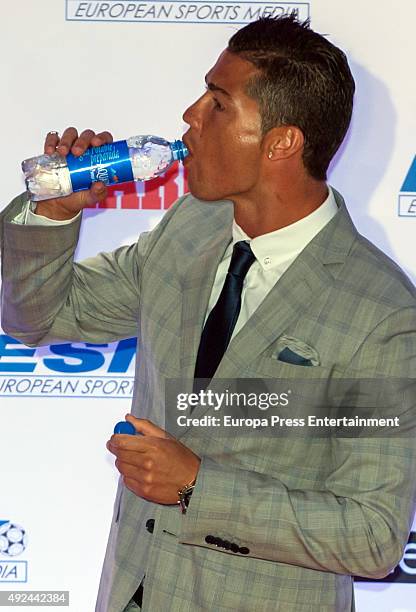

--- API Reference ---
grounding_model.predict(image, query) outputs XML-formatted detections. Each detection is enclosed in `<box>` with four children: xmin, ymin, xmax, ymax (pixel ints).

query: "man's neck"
<box><xmin>233</xmin><ymin>179</ymin><xmax>329</xmax><ymax>238</ymax></box>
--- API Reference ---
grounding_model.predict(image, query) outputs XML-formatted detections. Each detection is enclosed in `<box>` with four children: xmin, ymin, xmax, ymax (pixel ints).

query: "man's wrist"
<box><xmin>178</xmin><ymin>477</ymin><xmax>197</xmax><ymax>514</ymax></box>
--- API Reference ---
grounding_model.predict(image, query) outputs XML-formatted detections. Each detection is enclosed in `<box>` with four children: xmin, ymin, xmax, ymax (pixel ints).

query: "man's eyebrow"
<box><xmin>204</xmin><ymin>76</ymin><xmax>231</xmax><ymax>97</ymax></box>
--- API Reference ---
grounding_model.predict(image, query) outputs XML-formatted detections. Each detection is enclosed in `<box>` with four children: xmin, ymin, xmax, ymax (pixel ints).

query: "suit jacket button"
<box><xmin>239</xmin><ymin>546</ymin><xmax>250</xmax><ymax>555</ymax></box>
<box><xmin>146</xmin><ymin>519</ymin><xmax>155</xmax><ymax>534</ymax></box>
<box><xmin>205</xmin><ymin>535</ymin><xmax>215</xmax><ymax>545</ymax></box>
<box><xmin>230</xmin><ymin>543</ymin><xmax>239</xmax><ymax>553</ymax></box>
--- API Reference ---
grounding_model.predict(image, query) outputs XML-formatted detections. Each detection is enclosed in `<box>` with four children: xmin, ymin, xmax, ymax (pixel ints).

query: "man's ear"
<box><xmin>263</xmin><ymin>125</ymin><xmax>304</xmax><ymax>161</ymax></box>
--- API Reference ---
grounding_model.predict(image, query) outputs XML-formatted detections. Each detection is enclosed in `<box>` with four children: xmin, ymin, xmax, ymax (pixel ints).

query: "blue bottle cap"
<box><xmin>114</xmin><ymin>421</ymin><xmax>136</xmax><ymax>435</ymax></box>
<box><xmin>170</xmin><ymin>140</ymin><xmax>189</xmax><ymax>162</ymax></box>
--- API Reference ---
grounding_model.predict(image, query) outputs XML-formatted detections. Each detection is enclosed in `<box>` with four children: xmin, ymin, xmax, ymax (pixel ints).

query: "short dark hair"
<box><xmin>228</xmin><ymin>14</ymin><xmax>355</xmax><ymax>180</ymax></box>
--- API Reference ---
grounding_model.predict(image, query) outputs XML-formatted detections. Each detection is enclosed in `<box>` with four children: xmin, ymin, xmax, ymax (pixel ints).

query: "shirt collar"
<box><xmin>232</xmin><ymin>185</ymin><xmax>339</xmax><ymax>271</ymax></box>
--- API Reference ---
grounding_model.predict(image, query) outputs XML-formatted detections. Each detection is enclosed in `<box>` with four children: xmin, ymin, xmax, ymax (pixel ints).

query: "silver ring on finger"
<box><xmin>47</xmin><ymin>131</ymin><xmax>59</xmax><ymax>136</ymax></box>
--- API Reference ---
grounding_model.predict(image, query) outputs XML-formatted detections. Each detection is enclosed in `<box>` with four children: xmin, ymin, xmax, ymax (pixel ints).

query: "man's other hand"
<box><xmin>106</xmin><ymin>415</ymin><xmax>201</xmax><ymax>505</ymax></box>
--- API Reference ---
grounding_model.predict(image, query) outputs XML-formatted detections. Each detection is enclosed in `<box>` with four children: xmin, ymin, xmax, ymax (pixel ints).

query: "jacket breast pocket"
<box><xmin>247</xmin><ymin>354</ymin><xmax>334</xmax><ymax>380</ymax></box>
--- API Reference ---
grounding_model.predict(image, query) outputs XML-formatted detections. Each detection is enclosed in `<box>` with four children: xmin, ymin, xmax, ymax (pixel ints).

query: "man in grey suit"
<box><xmin>1</xmin><ymin>15</ymin><xmax>416</xmax><ymax>612</ymax></box>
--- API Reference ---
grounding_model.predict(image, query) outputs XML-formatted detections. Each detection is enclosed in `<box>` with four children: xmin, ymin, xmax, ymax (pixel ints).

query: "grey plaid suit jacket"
<box><xmin>1</xmin><ymin>190</ymin><xmax>416</xmax><ymax>612</ymax></box>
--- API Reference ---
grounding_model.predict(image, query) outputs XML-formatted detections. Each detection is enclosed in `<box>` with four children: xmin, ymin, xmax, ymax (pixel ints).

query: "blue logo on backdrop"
<box><xmin>398</xmin><ymin>156</ymin><xmax>416</xmax><ymax>217</ymax></box>
<box><xmin>0</xmin><ymin>521</ymin><xmax>28</xmax><ymax>583</ymax></box>
<box><xmin>66</xmin><ymin>1</ymin><xmax>310</xmax><ymax>24</ymax></box>
<box><xmin>0</xmin><ymin>335</ymin><xmax>136</xmax><ymax>399</ymax></box>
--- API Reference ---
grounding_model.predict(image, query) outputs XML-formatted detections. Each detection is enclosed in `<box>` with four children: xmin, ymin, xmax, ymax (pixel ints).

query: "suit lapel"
<box><xmin>179</xmin><ymin>201</ymin><xmax>234</xmax><ymax>386</ymax></box>
<box><xmin>218</xmin><ymin>190</ymin><xmax>358</xmax><ymax>377</ymax></box>
<box><xmin>216</xmin><ymin>253</ymin><xmax>332</xmax><ymax>377</ymax></box>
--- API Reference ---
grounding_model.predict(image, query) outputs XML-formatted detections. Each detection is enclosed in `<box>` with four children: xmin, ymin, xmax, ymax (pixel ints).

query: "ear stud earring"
<box><xmin>268</xmin><ymin>151</ymin><xmax>273</xmax><ymax>159</ymax></box>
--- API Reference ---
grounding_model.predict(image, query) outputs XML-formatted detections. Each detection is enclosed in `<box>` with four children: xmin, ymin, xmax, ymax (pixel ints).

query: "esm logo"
<box><xmin>0</xmin><ymin>336</ymin><xmax>136</xmax><ymax>375</ymax></box>
<box><xmin>398</xmin><ymin>156</ymin><xmax>416</xmax><ymax>217</ymax></box>
<box><xmin>0</xmin><ymin>335</ymin><xmax>137</xmax><ymax>398</ymax></box>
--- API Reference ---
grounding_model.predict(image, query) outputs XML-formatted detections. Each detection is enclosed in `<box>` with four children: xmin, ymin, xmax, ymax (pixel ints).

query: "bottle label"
<box><xmin>67</xmin><ymin>140</ymin><xmax>134</xmax><ymax>191</ymax></box>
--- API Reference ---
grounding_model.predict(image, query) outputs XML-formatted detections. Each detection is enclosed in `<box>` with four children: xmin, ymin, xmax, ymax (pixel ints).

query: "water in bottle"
<box><xmin>22</xmin><ymin>135</ymin><xmax>188</xmax><ymax>201</ymax></box>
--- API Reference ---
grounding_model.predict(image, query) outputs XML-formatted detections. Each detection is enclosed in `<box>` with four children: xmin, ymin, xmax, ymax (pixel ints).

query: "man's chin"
<box><xmin>188</xmin><ymin>184</ymin><xmax>229</xmax><ymax>203</ymax></box>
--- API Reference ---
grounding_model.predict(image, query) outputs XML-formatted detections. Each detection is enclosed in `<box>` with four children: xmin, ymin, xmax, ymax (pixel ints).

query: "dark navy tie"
<box><xmin>194</xmin><ymin>240</ymin><xmax>256</xmax><ymax>388</ymax></box>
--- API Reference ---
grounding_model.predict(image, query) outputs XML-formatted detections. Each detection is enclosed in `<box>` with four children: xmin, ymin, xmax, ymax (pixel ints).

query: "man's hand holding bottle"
<box><xmin>34</xmin><ymin>127</ymin><xmax>113</xmax><ymax>221</ymax></box>
<box><xmin>24</xmin><ymin>128</ymin><xmax>188</xmax><ymax>221</ymax></box>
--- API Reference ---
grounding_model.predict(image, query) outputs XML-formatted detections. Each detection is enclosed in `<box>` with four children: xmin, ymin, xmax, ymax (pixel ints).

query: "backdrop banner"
<box><xmin>1</xmin><ymin>1</ymin><xmax>415</xmax><ymax>610</ymax></box>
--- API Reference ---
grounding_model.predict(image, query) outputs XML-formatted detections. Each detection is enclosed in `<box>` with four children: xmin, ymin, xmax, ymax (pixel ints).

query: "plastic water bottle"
<box><xmin>22</xmin><ymin>135</ymin><xmax>188</xmax><ymax>201</ymax></box>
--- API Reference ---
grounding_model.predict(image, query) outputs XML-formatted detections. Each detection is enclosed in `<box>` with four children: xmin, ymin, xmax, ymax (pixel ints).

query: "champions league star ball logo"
<box><xmin>0</xmin><ymin>520</ymin><xmax>28</xmax><ymax>583</ymax></box>
<box><xmin>0</xmin><ymin>521</ymin><xmax>27</xmax><ymax>557</ymax></box>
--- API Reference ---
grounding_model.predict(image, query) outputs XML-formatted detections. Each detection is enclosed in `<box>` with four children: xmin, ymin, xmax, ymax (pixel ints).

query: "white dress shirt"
<box><xmin>14</xmin><ymin>188</ymin><xmax>338</xmax><ymax>339</ymax></box>
<box><xmin>206</xmin><ymin>187</ymin><xmax>338</xmax><ymax>338</ymax></box>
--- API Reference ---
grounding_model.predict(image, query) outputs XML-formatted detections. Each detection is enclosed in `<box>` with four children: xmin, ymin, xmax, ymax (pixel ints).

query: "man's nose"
<box><xmin>182</xmin><ymin>96</ymin><xmax>203</xmax><ymax>129</ymax></box>
<box><xmin>182</xmin><ymin>104</ymin><xmax>196</xmax><ymax>128</ymax></box>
